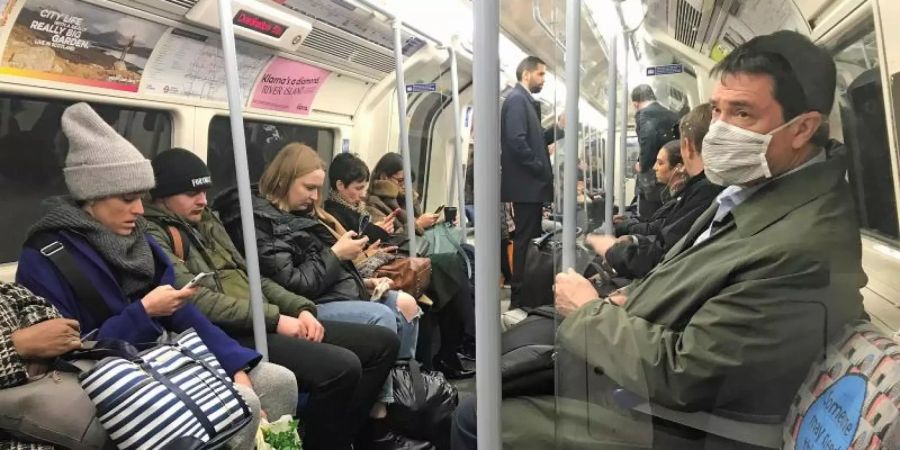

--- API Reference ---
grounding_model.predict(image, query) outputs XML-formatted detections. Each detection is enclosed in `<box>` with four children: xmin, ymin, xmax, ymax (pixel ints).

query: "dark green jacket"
<box><xmin>144</xmin><ymin>203</ymin><xmax>316</xmax><ymax>334</ymax></box>
<box><xmin>558</xmin><ymin>157</ymin><xmax>867</xmax><ymax>418</ymax></box>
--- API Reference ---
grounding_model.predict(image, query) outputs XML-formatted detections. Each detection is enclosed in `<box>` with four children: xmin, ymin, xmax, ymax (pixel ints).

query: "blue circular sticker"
<box><xmin>796</xmin><ymin>374</ymin><xmax>867</xmax><ymax>449</ymax></box>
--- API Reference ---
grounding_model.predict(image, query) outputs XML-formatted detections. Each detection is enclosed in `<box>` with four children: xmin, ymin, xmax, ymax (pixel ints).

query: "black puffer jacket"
<box><xmin>605</xmin><ymin>172</ymin><xmax>723</xmax><ymax>279</ymax></box>
<box><xmin>214</xmin><ymin>186</ymin><xmax>369</xmax><ymax>304</ymax></box>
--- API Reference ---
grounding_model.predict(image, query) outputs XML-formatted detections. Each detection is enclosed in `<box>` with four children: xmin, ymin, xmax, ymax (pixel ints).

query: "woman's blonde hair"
<box><xmin>259</xmin><ymin>142</ymin><xmax>346</xmax><ymax>234</ymax></box>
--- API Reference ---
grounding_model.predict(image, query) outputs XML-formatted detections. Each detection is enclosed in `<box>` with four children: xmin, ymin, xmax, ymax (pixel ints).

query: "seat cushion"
<box><xmin>783</xmin><ymin>320</ymin><xmax>900</xmax><ymax>449</ymax></box>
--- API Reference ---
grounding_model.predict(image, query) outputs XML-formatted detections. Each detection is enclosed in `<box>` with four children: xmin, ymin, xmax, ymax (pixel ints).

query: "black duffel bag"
<box><xmin>386</xmin><ymin>361</ymin><xmax>458</xmax><ymax>447</ymax></box>
<box><xmin>516</xmin><ymin>231</ymin><xmax>593</xmax><ymax>309</ymax></box>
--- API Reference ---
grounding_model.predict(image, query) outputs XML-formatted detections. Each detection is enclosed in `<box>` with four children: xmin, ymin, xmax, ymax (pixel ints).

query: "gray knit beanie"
<box><xmin>62</xmin><ymin>102</ymin><xmax>155</xmax><ymax>200</ymax></box>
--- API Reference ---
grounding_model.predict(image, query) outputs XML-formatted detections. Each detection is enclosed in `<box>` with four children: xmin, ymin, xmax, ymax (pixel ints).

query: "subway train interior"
<box><xmin>1</xmin><ymin>0</ymin><xmax>900</xmax><ymax>449</ymax></box>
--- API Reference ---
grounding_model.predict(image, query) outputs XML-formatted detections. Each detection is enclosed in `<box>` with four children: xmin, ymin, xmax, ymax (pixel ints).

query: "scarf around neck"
<box><xmin>328</xmin><ymin>189</ymin><xmax>369</xmax><ymax>216</ymax></box>
<box><xmin>29</xmin><ymin>197</ymin><xmax>156</xmax><ymax>298</ymax></box>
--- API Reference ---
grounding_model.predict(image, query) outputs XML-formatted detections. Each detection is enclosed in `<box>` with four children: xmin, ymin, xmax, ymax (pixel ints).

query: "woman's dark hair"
<box><xmin>661</xmin><ymin>140</ymin><xmax>683</xmax><ymax>167</ymax></box>
<box><xmin>329</xmin><ymin>153</ymin><xmax>370</xmax><ymax>189</ymax></box>
<box><xmin>370</xmin><ymin>153</ymin><xmax>404</xmax><ymax>183</ymax></box>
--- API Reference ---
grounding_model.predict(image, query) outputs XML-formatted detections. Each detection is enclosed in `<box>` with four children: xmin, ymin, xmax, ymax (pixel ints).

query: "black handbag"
<box><xmin>515</xmin><ymin>232</ymin><xmax>594</xmax><ymax>309</ymax></box>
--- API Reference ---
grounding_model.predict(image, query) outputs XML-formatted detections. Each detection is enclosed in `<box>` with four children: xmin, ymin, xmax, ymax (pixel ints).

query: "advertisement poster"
<box><xmin>140</xmin><ymin>28</ymin><xmax>271</xmax><ymax>103</ymax></box>
<box><xmin>250</xmin><ymin>57</ymin><xmax>330</xmax><ymax>115</ymax></box>
<box><xmin>0</xmin><ymin>0</ymin><xmax>168</xmax><ymax>91</ymax></box>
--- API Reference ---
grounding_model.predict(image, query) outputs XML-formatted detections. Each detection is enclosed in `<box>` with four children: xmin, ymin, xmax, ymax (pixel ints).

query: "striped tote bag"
<box><xmin>78</xmin><ymin>329</ymin><xmax>252</xmax><ymax>450</ymax></box>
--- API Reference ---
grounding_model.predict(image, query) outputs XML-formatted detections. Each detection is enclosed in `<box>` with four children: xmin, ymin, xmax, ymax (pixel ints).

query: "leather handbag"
<box><xmin>375</xmin><ymin>257</ymin><xmax>432</xmax><ymax>299</ymax></box>
<box><xmin>0</xmin><ymin>360</ymin><xmax>111</xmax><ymax>450</ymax></box>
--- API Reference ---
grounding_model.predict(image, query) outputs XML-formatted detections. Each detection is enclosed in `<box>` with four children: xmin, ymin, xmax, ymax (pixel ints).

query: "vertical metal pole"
<box><xmin>216</xmin><ymin>0</ymin><xmax>267</xmax><ymax>358</ymax></box>
<box><xmin>474</xmin><ymin>0</ymin><xmax>501</xmax><ymax>447</ymax></box>
<box><xmin>618</xmin><ymin>34</ymin><xmax>630</xmax><ymax>212</ymax></box>
<box><xmin>392</xmin><ymin>19</ymin><xmax>418</xmax><ymax>256</ymax></box>
<box><xmin>562</xmin><ymin>0</ymin><xmax>581</xmax><ymax>269</ymax></box>
<box><xmin>605</xmin><ymin>35</ymin><xmax>618</xmax><ymax>233</ymax></box>
<box><xmin>449</xmin><ymin>41</ymin><xmax>468</xmax><ymax>234</ymax></box>
<box><xmin>583</xmin><ymin>125</ymin><xmax>590</xmax><ymax>195</ymax></box>
<box><xmin>581</xmin><ymin>125</ymin><xmax>589</xmax><ymax>232</ymax></box>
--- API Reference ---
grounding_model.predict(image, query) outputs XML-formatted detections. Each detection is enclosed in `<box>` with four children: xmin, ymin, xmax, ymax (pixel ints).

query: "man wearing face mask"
<box><xmin>451</xmin><ymin>30</ymin><xmax>868</xmax><ymax>450</ymax></box>
<box><xmin>500</xmin><ymin>56</ymin><xmax>565</xmax><ymax>308</ymax></box>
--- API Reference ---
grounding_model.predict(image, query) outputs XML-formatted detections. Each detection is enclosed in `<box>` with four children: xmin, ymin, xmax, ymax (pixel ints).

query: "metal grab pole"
<box><xmin>448</xmin><ymin>40</ymin><xmax>468</xmax><ymax>234</ymax></box>
<box><xmin>604</xmin><ymin>35</ymin><xmax>618</xmax><ymax>233</ymax></box>
<box><xmin>392</xmin><ymin>18</ymin><xmax>418</xmax><ymax>256</ymax></box>
<box><xmin>216</xmin><ymin>0</ymin><xmax>267</xmax><ymax>358</ymax></box>
<box><xmin>473</xmin><ymin>0</ymin><xmax>501</xmax><ymax>447</ymax></box>
<box><xmin>618</xmin><ymin>34</ymin><xmax>629</xmax><ymax>212</ymax></box>
<box><xmin>562</xmin><ymin>0</ymin><xmax>581</xmax><ymax>270</ymax></box>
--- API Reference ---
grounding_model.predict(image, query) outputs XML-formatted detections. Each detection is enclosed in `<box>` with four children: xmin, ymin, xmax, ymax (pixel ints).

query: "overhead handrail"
<box><xmin>216</xmin><ymin>0</ymin><xmax>268</xmax><ymax>358</ymax></box>
<box><xmin>347</xmin><ymin>0</ymin><xmax>443</xmax><ymax>46</ymax></box>
<box><xmin>533</xmin><ymin>0</ymin><xmax>567</xmax><ymax>52</ymax></box>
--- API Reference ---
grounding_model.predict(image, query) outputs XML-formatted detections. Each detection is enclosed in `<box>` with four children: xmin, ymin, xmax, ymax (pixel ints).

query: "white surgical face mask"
<box><xmin>701</xmin><ymin>116</ymin><xmax>801</xmax><ymax>186</ymax></box>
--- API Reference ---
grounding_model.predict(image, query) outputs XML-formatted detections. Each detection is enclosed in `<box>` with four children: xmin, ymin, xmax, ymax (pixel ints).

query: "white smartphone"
<box><xmin>184</xmin><ymin>272</ymin><xmax>214</xmax><ymax>289</ymax></box>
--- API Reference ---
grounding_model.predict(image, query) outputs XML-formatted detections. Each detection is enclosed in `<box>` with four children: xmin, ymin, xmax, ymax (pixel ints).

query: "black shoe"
<box><xmin>434</xmin><ymin>355</ymin><xmax>475</xmax><ymax>379</ymax></box>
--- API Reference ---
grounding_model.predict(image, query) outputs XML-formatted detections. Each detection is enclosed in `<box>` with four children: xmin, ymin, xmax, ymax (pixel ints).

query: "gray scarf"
<box><xmin>29</xmin><ymin>197</ymin><xmax>156</xmax><ymax>297</ymax></box>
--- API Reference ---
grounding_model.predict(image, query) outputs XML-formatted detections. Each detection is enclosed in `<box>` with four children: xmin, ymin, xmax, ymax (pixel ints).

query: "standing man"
<box><xmin>632</xmin><ymin>84</ymin><xmax>679</xmax><ymax>217</ymax></box>
<box><xmin>501</xmin><ymin>56</ymin><xmax>564</xmax><ymax>307</ymax></box>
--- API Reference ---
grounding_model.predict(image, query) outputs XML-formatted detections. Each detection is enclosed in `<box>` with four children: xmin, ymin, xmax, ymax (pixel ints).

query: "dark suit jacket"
<box><xmin>635</xmin><ymin>102</ymin><xmax>679</xmax><ymax>174</ymax></box>
<box><xmin>500</xmin><ymin>84</ymin><xmax>563</xmax><ymax>203</ymax></box>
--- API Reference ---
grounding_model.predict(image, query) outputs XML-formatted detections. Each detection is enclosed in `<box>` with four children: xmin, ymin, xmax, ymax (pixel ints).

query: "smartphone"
<box><xmin>358</xmin><ymin>215</ymin><xmax>371</xmax><ymax>235</ymax></box>
<box><xmin>184</xmin><ymin>272</ymin><xmax>213</xmax><ymax>289</ymax></box>
<box><xmin>433</xmin><ymin>205</ymin><xmax>446</xmax><ymax>215</ymax></box>
<box><xmin>81</xmin><ymin>328</ymin><xmax>99</xmax><ymax>342</ymax></box>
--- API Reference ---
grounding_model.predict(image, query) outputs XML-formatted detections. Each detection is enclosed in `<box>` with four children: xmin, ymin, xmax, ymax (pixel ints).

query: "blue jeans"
<box><xmin>316</xmin><ymin>293</ymin><xmax>421</xmax><ymax>403</ymax></box>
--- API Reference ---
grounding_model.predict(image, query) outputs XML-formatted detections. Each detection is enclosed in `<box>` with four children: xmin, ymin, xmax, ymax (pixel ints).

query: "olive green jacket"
<box><xmin>558</xmin><ymin>157</ymin><xmax>867</xmax><ymax>419</ymax></box>
<box><xmin>144</xmin><ymin>203</ymin><xmax>316</xmax><ymax>334</ymax></box>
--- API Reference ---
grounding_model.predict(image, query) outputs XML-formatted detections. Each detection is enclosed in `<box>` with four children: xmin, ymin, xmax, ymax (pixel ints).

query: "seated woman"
<box><xmin>0</xmin><ymin>282</ymin><xmax>98</xmax><ymax>450</ymax></box>
<box><xmin>215</xmin><ymin>143</ymin><xmax>420</xmax><ymax>414</ymax></box>
<box><xmin>586</xmin><ymin>104</ymin><xmax>723</xmax><ymax>280</ymax></box>
<box><xmin>14</xmin><ymin>103</ymin><xmax>296</xmax><ymax>450</ymax></box>
<box><xmin>145</xmin><ymin>148</ymin><xmax>401</xmax><ymax>450</ymax></box>
<box><xmin>367</xmin><ymin>153</ymin><xmax>475</xmax><ymax>377</ymax></box>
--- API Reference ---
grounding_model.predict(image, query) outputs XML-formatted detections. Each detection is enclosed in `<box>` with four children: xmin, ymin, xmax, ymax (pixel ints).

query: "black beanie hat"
<box><xmin>150</xmin><ymin>148</ymin><xmax>212</xmax><ymax>199</ymax></box>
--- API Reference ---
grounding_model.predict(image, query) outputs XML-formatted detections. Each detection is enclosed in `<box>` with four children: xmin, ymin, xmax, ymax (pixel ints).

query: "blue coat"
<box><xmin>15</xmin><ymin>230</ymin><xmax>260</xmax><ymax>376</ymax></box>
<box><xmin>500</xmin><ymin>83</ymin><xmax>563</xmax><ymax>203</ymax></box>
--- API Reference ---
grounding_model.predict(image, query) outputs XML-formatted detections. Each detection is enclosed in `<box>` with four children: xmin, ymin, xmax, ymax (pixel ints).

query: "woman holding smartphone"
<box><xmin>327</xmin><ymin>152</ymin><xmax>475</xmax><ymax>378</ymax></box>
<box><xmin>215</xmin><ymin>143</ymin><xmax>422</xmax><ymax>419</ymax></box>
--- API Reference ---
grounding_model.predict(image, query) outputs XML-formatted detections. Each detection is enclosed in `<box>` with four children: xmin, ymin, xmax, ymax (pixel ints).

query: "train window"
<box><xmin>0</xmin><ymin>95</ymin><xmax>171</xmax><ymax>264</ymax></box>
<box><xmin>206</xmin><ymin>117</ymin><xmax>335</xmax><ymax>200</ymax></box>
<box><xmin>832</xmin><ymin>27</ymin><xmax>900</xmax><ymax>241</ymax></box>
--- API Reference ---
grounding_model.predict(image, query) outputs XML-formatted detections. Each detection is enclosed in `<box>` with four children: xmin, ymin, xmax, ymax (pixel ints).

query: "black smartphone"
<box><xmin>433</xmin><ymin>205</ymin><xmax>446</xmax><ymax>215</ymax></box>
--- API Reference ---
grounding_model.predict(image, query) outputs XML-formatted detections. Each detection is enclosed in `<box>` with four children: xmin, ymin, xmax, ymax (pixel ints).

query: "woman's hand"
<box><xmin>141</xmin><ymin>285</ymin><xmax>196</xmax><ymax>317</ymax></box>
<box><xmin>331</xmin><ymin>231</ymin><xmax>369</xmax><ymax>260</ymax></box>
<box><xmin>416</xmin><ymin>213</ymin><xmax>440</xmax><ymax>230</ymax></box>
<box><xmin>376</xmin><ymin>212</ymin><xmax>396</xmax><ymax>234</ymax></box>
<box><xmin>11</xmin><ymin>318</ymin><xmax>82</xmax><ymax>359</ymax></box>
